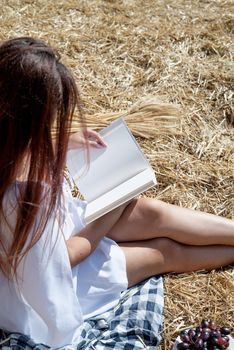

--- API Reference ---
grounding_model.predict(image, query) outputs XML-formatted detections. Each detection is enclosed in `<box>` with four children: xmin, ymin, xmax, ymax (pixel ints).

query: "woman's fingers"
<box><xmin>84</xmin><ymin>129</ymin><xmax>107</xmax><ymax>148</ymax></box>
<box><xmin>68</xmin><ymin>129</ymin><xmax>107</xmax><ymax>149</ymax></box>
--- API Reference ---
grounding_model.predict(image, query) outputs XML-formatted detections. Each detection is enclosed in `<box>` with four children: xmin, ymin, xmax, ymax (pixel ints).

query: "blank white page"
<box><xmin>66</xmin><ymin>118</ymin><xmax>152</xmax><ymax>202</ymax></box>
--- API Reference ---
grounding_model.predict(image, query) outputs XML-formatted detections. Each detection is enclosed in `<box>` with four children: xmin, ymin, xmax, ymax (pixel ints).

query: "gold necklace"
<box><xmin>64</xmin><ymin>167</ymin><xmax>85</xmax><ymax>200</ymax></box>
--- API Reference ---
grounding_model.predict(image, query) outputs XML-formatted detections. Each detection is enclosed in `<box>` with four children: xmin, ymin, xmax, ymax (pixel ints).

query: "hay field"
<box><xmin>1</xmin><ymin>0</ymin><xmax>233</xmax><ymax>349</ymax></box>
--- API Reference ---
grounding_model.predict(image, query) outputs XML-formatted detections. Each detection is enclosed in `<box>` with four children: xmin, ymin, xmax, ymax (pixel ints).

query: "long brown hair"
<box><xmin>0</xmin><ymin>37</ymin><xmax>85</xmax><ymax>277</ymax></box>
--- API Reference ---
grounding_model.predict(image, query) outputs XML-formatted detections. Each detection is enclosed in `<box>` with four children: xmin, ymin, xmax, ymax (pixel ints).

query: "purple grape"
<box><xmin>194</xmin><ymin>338</ymin><xmax>204</xmax><ymax>348</ymax></box>
<box><xmin>179</xmin><ymin>335</ymin><xmax>190</xmax><ymax>343</ymax></box>
<box><xmin>196</xmin><ymin>326</ymin><xmax>202</xmax><ymax>334</ymax></box>
<box><xmin>201</xmin><ymin>319</ymin><xmax>210</xmax><ymax>328</ymax></box>
<box><xmin>188</xmin><ymin>328</ymin><xmax>196</xmax><ymax>339</ymax></box>
<box><xmin>177</xmin><ymin>342</ymin><xmax>190</xmax><ymax>349</ymax></box>
<box><xmin>202</xmin><ymin>327</ymin><xmax>211</xmax><ymax>334</ymax></box>
<box><xmin>179</xmin><ymin>330</ymin><xmax>190</xmax><ymax>343</ymax></box>
<box><xmin>208</xmin><ymin>320</ymin><xmax>216</xmax><ymax>330</ymax></box>
<box><xmin>209</xmin><ymin>336</ymin><xmax>219</xmax><ymax>346</ymax></box>
<box><xmin>223</xmin><ymin>335</ymin><xmax>230</xmax><ymax>342</ymax></box>
<box><xmin>217</xmin><ymin>336</ymin><xmax>229</xmax><ymax>349</ymax></box>
<box><xmin>200</xmin><ymin>330</ymin><xmax>210</xmax><ymax>341</ymax></box>
<box><xmin>210</xmin><ymin>330</ymin><xmax>218</xmax><ymax>338</ymax></box>
<box><xmin>180</xmin><ymin>330</ymin><xmax>188</xmax><ymax>337</ymax></box>
<box><xmin>220</xmin><ymin>327</ymin><xmax>231</xmax><ymax>335</ymax></box>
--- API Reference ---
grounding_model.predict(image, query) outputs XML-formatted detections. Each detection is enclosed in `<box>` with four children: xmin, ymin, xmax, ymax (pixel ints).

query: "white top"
<box><xmin>0</xmin><ymin>181</ymin><xmax>128</xmax><ymax>347</ymax></box>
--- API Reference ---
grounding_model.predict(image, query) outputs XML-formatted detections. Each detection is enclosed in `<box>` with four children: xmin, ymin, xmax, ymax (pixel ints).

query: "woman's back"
<box><xmin>0</xmin><ymin>181</ymin><xmax>84</xmax><ymax>346</ymax></box>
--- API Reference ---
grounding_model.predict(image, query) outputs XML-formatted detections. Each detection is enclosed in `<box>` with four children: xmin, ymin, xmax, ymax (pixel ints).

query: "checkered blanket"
<box><xmin>0</xmin><ymin>276</ymin><xmax>164</xmax><ymax>350</ymax></box>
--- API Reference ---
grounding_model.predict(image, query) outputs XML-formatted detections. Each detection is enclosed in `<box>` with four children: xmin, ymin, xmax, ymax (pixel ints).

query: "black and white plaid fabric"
<box><xmin>0</xmin><ymin>276</ymin><xmax>163</xmax><ymax>350</ymax></box>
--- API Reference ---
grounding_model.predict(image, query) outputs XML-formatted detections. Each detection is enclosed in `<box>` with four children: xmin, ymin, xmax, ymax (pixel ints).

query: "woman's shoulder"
<box><xmin>2</xmin><ymin>180</ymin><xmax>48</xmax><ymax>214</ymax></box>
<box><xmin>1</xmin><ymin>181</ymin><xmax>59</xmax><ymax>252</ymax></box>
<box><xmin>1</xmin><ymin>180</ymin><xmax>54</xmax><ymax>233</ymax></box>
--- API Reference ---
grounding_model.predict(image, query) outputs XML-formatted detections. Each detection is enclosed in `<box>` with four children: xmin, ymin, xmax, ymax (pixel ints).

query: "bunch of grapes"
<box><xmin>177</xmin><ymin>319</ymin><xmax>232</xmax><ymax>349</ymax></box>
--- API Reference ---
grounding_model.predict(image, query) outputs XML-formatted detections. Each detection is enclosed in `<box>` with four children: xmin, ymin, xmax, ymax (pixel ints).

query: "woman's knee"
<box><xmin>107</xmin><ymin>198</ymin><xmax>169</xmax><ymax>242</ymax></box>
<box><xmin>136</xmin><ymin>198</ymin><xmax>167</xmax><ymax>230</ymax></box>
<box><xmin>152</xmin><ymin>237</ymin><xmax>183</xmax><ymax>273</ymax></box>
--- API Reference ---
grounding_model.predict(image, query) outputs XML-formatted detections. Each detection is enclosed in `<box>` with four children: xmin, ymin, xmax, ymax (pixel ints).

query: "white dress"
<box><xmin>0</xmin><ymin>181</ymin><xmax>128</xmax><ymax>347</ymax></box>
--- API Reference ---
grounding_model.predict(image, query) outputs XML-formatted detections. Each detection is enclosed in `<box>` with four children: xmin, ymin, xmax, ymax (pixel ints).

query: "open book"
<box><xmin>66</xmin><ymin>118</ymin><xmax>157</xmax><ymax>224</ymax></box>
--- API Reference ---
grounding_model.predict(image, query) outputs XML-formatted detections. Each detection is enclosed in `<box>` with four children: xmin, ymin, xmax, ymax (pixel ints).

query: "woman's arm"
<box><xmin>65</xmin><ymin>202</ymin><xmax>130</xmax><ymax>267</ymax></box>
<box><xmin>65</xmin><ymin>222</ymin><xmax>105</xmax><ymax>268</ymax></box>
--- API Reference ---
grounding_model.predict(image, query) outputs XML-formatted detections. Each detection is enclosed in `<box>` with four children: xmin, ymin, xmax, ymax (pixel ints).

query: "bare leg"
<box><xmin>107</xmin><ymin>198</ymin><xmax>234</xmax><ymax>246</ymax></box>
<box><xmin>119</xmin><ymin>238</ymin><xmax>234</xmax><ymax>287</ymax></box>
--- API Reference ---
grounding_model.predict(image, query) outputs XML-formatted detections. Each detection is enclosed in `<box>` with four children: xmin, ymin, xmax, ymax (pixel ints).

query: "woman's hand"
<box><xmin>68</xmin><ymin>129</ymin><xmax>107</xmax><ymax>150</ymax></box>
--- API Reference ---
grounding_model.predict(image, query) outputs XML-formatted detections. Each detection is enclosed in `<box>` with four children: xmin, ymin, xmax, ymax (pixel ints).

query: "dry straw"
<box><xmin>1</xmin><ymin>0</ymin><xmax>233</xmax><ymax>349</ymax></box>
<box><xmin>70</xmin><ymin>95</ymin><xmax>182</xmax><ymax>138</ymax></box>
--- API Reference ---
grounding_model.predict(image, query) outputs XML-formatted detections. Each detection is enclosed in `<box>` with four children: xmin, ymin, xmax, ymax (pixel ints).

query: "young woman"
<box><xmin>0</xmin><ymin>37</ymin><xmax>233</xmax><ymax>348</ymax></box>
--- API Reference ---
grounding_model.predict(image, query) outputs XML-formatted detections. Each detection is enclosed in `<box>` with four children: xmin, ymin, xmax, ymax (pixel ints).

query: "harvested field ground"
<box><xmin>1</xmin><ymin>1</ymin><xmax>233</xmax><ymax>349</ymax></box>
